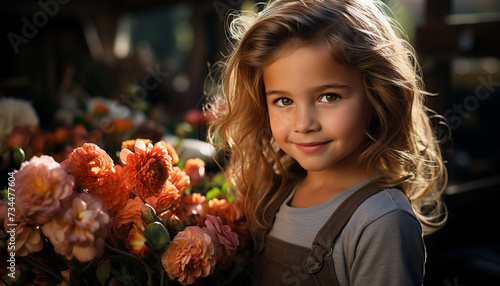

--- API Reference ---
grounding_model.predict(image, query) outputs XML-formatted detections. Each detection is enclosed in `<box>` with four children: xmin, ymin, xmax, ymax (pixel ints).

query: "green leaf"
<box><xmin>96</xmin><ymin>259</ymin><xmax>112</xmax><ymax>285</ymax></box>
<box><xmin>212</xmin><ymin>173</ymin><xmax>225</xmax><ymax>185</ymax></box>
<box><xmin>206</xmin><ymin>187</ymin><xmax>222</xmax><ymax>201</ymax></box>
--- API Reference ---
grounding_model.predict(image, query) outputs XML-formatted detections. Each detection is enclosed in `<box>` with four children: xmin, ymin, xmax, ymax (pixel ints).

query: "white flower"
<box><xmin>0</xmin><ymin>97</ymin><xmax>39</xmax><ymax>141</ymax></box>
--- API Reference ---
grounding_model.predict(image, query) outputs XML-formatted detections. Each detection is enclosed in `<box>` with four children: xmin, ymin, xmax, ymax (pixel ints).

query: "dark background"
<box><xmin>1</xmin><ymin>0</ymin><xmax>499</xmax><ymax>285</ymax></box>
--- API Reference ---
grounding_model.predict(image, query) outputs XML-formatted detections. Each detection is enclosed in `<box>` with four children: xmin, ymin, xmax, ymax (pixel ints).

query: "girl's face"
<box><xmin>263</xmin><ymin>44</ymin><xmax>372</xmax><ymax>175</ymax></box>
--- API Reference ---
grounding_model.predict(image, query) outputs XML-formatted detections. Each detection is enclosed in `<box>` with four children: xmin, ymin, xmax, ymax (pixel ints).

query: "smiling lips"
<box><xmin>294</xmin><ymin>141</ymin><xmax>331</xmax><ymax>153</ymax></box>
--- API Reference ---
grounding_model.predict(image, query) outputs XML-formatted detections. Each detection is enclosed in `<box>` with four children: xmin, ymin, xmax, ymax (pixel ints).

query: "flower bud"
<box><xmin>166</xmin><ymin>215</ymin><xmax>185</xmax><ymax>233</ymax></box>
<box><xmin>13</xmin><ymin>147</ymin><xmax>25</xmax><ymax>166</ymax></box>
<box><xmin>144</xmin><ymin>222</ymin><xmax>170</xmax><ymax>251</ymax></box>
<box><xmin>140</xmin><ymin>203</ymin><xmax>157</xmax><ymax>225</ymax></box>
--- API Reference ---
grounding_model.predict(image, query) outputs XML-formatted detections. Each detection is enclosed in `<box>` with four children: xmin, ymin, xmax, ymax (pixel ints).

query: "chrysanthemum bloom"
<box><xmin>161</xmin><ymin>226</ymin><xmax>216</xmax><ymax>285</ymax></box>
<box><xmin>15</xmin><ymin>155</ymin><xmax>75</xmax><ymax>225</ymax></box>
<box><xmin>42</xmin><ymin>193</ymin><xmax>112</xmax><ymax>262</ymax></box>
<box><xmin>5</xmin><ymin>217</ymin><xmax>43</xmax><ymax>256</ymax></box>
<box><xmin>144</xmin><ymin>183</ymin><xmax>181</xmax><ymax>222</ymax></box>
<box><xmin>203</xmin><ymin>215</ymin><xmax>239</xmax><ymax>267</ymax></box>
<box><xmin>94</xmin><ymin>166</ymin><xmax>130</xmax><ymax>212</ymax></box>
<box><xmin>119</xmin><ymin>140</ymin><xmax>173</xmax><ymax>200</ymax></box>
<box><xmin>61</xmin><ymin>143</ymin><xmax>114</xmax><ymax>192</ymax></box>
<box><xmin>159</xmin><ymin>140</ymin><xmax>179</xmax><ymax>165</ymax></box>
<box><xmin>183</xmin><ymin>158</ymin><xmax>205</xmax><ymax>187</ymax></box>
<box><xmin>176</xmin><ymin>193</ymin><xmax>208</xmax><ymax>227</ymax></box>
<box><xmin>112</xmin><ymin>196</ymin><xmax>144</xmax><ymax>240</ymax></box>
<box><xmin>169</xmin><ymin>167</ymin><xmax>190</xmax><ymax>194</ymax></box>
<box><xmin>121</xmin><ymin>138</ymin><xmax>152</xmax><ymax>152</ymax></box>
<box><xmin>125</xmin><ymin>225</ymin><xmax>149</xmax><ymax>258</ymax></box>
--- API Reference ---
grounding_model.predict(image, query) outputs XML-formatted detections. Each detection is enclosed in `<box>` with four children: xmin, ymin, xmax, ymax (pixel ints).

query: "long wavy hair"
<box><xmin>206</xmin><ymin>0</ymin><xmax>448</xmax><ymax>245</ymax></box>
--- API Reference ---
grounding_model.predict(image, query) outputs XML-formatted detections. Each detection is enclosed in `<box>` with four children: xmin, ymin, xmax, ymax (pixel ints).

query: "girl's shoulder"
<box><xmin>349</xmin><ymin>187</ymin><xmax>421</xmax><ymax>230</ymax></box>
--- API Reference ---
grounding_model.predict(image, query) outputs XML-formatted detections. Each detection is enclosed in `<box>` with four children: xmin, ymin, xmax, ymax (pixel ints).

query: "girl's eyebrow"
<box><xmin>265</xmin><ymin>83</ymin><xmax>351</xmax><ymax>96</ymax></box>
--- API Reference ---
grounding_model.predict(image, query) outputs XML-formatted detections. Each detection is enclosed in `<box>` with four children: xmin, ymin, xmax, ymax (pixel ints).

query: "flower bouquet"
<box><xmin>0</xmin><ymin>138</ymin><xmax>251</xmax><ymax>286</ymax></box>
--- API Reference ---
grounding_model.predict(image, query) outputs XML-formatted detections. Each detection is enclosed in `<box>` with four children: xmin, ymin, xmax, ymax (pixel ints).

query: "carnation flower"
<box><xmin>169</xmin><ymin>167</ymin><xmax>190</xmax><ymax>194</ymax></box>
<box><xmin>144</xmin><ymin>183</ymin><xmax>181</xmax><ymax>221</ymax></box>
<box><xmin>5</xmin><ymin>217</ymin><xmax>43</xmax><ymax>256</ymax></box>
<box><xmin>42</xmin><ymin>193</ymin><xmax>112</xmax><ymax>262</ymax></box>
<box><xmin>161</xmin><ymin>226</ymin><xmax>216</xmax><ymax>285</ymax></box>
<box><xmin>61</xmin><ymin>143</ymin><xmax>115</xmax><ymax>192</ymax></box>
<box><xmin>183</xmin><ymin>158</ymin><xmax>205</xmax><ymax>187</ymax></box>
<box><xmin>203</xmin><ymin>215</ymin><xmax>239</xmax><ymax>267</ymax></box>
<box><xmin>15</xmin><ymin>155</ymin><xmax>75</xmax><ymax>225</ymax></box>
<box><xmin>125</xmin><ymin>225</ymin><xmax>148</xmax><ymax>258</ymax></box>
<box><xmin>208</xmin><ymin>199</ymin><xmax>249</xmax><ymax>248</ymax></box>
<box><xmin>112</xmin><ymin>196</ymin><xmax>144</xmax><ymax>240</ymax></box>
<box><xmin>119</xmin><ymin>141</ymin><xmax>173</xmax><ymax>200</ymax></box>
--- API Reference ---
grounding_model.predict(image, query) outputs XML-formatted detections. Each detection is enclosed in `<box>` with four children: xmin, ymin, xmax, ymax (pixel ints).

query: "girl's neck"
<box><xmin>290</xmin><ymin>160</ymin><xmax>370</xmax><ymax>208</ymax></box>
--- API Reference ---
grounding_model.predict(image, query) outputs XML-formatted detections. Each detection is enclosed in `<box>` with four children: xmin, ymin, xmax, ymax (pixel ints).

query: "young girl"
<box><xmin>207</xmin><ymin>0</ymin><xmax>448</xmax><ymax>285</ymax></box>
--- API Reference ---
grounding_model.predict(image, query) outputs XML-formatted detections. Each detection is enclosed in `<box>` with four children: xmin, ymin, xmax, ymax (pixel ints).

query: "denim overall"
<box><xmin>253</xmin><ymin>183</ymin><xmax>384</xmax><ymax>286</ymax></box>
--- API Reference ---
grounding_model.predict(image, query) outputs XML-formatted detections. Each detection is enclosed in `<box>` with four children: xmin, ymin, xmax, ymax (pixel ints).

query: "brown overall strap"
<box><xmin>303</xmin><ymin>183</ymin><xmax>385</xmax><ymax>276</ymax></box>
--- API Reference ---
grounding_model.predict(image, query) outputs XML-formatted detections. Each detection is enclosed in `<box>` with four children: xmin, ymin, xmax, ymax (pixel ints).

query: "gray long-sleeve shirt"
<box><xmin>269</xmin><ymin>180</ymin><xmax>426</xmax><ymax>286</ymax></box>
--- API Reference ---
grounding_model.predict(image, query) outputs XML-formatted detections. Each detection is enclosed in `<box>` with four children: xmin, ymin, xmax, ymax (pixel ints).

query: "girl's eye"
<box><xmin>275</xmin><ymin>98</ymin><xmax>293</xmax><ymax>107</ymax></box>
<box><xmin>319</xmin><ymin>93</ymin><xmax>341</xmax><ymax>103</ymax></box>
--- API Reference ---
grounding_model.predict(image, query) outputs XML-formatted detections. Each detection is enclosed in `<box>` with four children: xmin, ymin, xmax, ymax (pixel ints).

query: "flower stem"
<box><xmin>24</xmin><ymin>256</ymin><xmax>63</xmax><ymax>282</ymax></box>
<box><xmin>104</xmin><ymin>243</ymin><xmax>153</xmax><ymax>285</ymax></box>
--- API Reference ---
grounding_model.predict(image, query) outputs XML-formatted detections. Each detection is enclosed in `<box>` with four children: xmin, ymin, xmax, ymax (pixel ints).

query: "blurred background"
<box><xmin>0</xmin><ymin>0</ymin><xmax>499</xmax><ymax>285</ymax></box>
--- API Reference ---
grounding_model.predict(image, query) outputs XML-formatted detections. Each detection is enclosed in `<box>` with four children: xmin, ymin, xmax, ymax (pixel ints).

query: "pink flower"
<box><xmin>161</xmin><ymin>226</ymin><xmax>216</xmax><ymax>285</ymax></box>
<box><xmin>119</xmin><ymin>140</ymin><xmax>173</xmax><ymax>200</ymax></box>
<box><xmin>5</xmin><ymin>217</ymin><xmax>43</xmax><ymax>256</ymax></box>
<box><xmin>203</xmin><ymin>215</ymin><xmax>239</xmax><ymax>267</ymax></box>
<box><xmin>15</xmin><ymin>155</ymin><xmax>75</xmax><ymax>225</ymax></box>
<box><xmin>42</xmin><ymin>193</ymin><xmax>112</xmax><ymax>262</ymax></box>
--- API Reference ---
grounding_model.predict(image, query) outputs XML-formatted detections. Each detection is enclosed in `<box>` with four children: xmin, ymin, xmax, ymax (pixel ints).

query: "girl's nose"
<box><xmin>294</xmin><ymin>105</ymin><xmax>320</xmax><ymax>133</ymax></box>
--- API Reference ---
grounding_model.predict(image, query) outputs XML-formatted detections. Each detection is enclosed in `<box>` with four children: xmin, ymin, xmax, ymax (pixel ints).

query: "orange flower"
<box><xmin>113</xmin><ymin>118</ymin><xmax>134</xmax><ymax>132</ymax></box>
<box><xmin>119</xmin><ymin>140</ymin><xmax>173</xmax><ymax>200</ymax></box>
<box><xmin>161</xmin><ymin>226</ymin><xmax>216</xmax><ymax>285</ymax></box>
<box><xmin>144</xmin><ymin>183</ymin><xmax>181</xmax><ymax>222</ymax></box>
<box><xmin>183</xmin><ymin>158</ymin><xmax>205</xmax><ymax>187</ymax></box>
<box><xmin>61</xmin><ymin>143</ymin><xmax>114</xmax><ymax>192</ymax></box>
<box><xmin>125</xmin><ymin>225</ymin><xmax>149</xmax><ymax>258</ymax></box>
<box><xmin>113</xmin><ymin>196</ymin><xmax>144</xmax><ymax>240</ymax></box>
<box><xmin>176</xmin><ymin>193</ymin><xmax>208</xmax><ymax>227</ymax></box>
<box><xmin>159</xmin><ymin>140</ymin><xmax>179</xmax><ymax>165</ymax></box>
<box><xmin>121</xmin><ymin>139</ymin><xmax>152</xmax><ymax>151</ymax></box>
<box><xmin>94</xmin><ymin>167</ymin><xmax>130</xmax><ymax>212</ymax></box>
<box><xmin>169</xmin><ymin>167</ymin><xmax>190</xmax><ymax>194</ymax></box>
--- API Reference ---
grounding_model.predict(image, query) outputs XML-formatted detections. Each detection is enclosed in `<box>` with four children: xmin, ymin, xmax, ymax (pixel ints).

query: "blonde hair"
<box><xmin>206</xmin><ymin>0</ymin><xmax>448</xmax><ymax>244</ymax></box>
